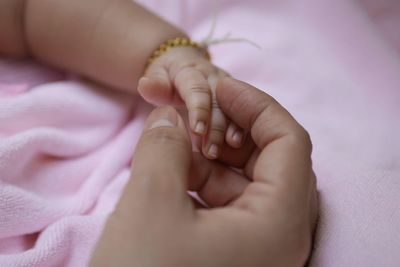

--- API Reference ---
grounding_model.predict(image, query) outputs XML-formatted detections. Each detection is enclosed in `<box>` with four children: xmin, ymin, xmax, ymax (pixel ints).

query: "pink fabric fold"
<box><xmin>1</xmin><ymin>0</ymin><xmax>399</xmax><ymax>266</ymax></box>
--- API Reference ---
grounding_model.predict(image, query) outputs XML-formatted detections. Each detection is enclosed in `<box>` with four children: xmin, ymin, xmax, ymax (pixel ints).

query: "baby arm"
<box><xmin>0</xmin><ymin>0</ymin><xmax>185</xmax><ymax>91</ymax></box>
<box><xmin>0</xmin><ymin>0</ymin><xmax>244</xmax><ymax>158</ymax></box>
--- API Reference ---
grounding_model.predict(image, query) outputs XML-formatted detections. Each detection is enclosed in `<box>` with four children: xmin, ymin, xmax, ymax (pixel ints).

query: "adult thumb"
<box><xmin>123</xmin><ymin>106</ymin><xmax>194</xmax><ymax>217</ymax></box>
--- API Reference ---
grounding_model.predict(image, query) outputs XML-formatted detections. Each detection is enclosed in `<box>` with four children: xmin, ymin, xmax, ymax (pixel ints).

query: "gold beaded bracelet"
<box><xmin>146</xmin><ymin>37</ymin><xmax>211</xmax><ymax>68</ymax></box>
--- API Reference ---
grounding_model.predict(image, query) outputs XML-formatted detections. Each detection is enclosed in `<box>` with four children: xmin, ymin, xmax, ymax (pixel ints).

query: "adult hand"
<box><xmin>90</xmin><ymin>77</ymin><xmax>317</xmax><ymax>267</ymax></box>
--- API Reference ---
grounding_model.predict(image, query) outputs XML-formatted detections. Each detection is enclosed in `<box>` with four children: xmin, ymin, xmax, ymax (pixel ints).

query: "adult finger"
<box><xmin>127</xmin><ymin>106</ymin><xmax>194</xmax><ymax>215</ymax></box>
<box><xmin>216</xmin><ymin>78</ymin><xmax>313</xmax><ymax>207</ymax></box>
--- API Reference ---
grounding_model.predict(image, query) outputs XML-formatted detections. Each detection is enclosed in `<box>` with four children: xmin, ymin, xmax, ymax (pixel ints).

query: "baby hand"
<box><xmin>138</xmin><ymin>45</ymin><xmax>244</xmax><ymax>159</ymax></box>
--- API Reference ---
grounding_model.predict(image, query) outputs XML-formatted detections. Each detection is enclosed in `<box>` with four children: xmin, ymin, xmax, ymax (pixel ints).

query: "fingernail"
<box><xmin>194</xmin><ymin>121</ymin><xmax>206</xmax><ymax>135</ymax></box>
<box><xmin>207</xmin><ymin>144</ymin><xmax>219</xmax><ymax>159</ymax></box>
<box><xmin>137</xmin><ymin>77</ymin><xmax>151</xmax><ymax>101</ymax></box>
<box><xmin>150</xmin><ymin>119</ymin><xmax>175</xmax><ymax>129</ymax></box>
<box><xmin>148</xmin><ymin>107</ymin><xmax>178</xmax><ymax>129</ymax></box>
<box><xmin>232</xmin><ymin>131</ymin><xmax>243</xmax><ymax>144</ymax></box>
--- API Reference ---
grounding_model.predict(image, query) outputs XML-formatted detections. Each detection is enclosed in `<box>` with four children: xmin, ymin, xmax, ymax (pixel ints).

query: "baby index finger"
<box><xmin>174</xmin><ymin>67</ymin><xmax>211</xmax><ymax>135</ymax></box>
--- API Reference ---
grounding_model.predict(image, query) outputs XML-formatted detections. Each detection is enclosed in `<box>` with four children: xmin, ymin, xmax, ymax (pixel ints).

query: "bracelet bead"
<box><xmin>146</xmin><ymin>37</ymin><xmax>211</xmax><ymax>68</ymax></box>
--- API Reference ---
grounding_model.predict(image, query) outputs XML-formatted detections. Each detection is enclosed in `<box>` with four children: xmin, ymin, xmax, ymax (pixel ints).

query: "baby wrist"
<box><xmin>146</xmin><ymin>37</ymin><xmax>210</xmax><ymax>68</ymax></box>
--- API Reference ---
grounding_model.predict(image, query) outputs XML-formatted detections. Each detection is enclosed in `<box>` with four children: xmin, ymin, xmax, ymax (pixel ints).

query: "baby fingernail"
<box><xmin>232</xmin><ymin>131</ymin><xmax>243</xmax><ymax>144</ymax></box>
<box><xmin>207</xmin><ymin>144</ymin><xmax>219</xmax><ymax>159</ymax></box>
<box><xmin>195</xmin><ymin>121</ymin><xmax>206</xmax><ymax>135</ymax></box>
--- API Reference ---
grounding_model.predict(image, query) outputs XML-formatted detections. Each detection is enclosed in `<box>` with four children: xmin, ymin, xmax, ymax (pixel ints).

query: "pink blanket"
<box><xmin>1</xmin><ymin>0</ymin><xmax>399</xmax><ymax>266</ymax></box>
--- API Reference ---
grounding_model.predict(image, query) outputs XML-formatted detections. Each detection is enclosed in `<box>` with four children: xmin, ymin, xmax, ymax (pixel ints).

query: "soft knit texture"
<box><xmin>1</xmin><ymin>0</ymin><xmax>400</xmax><ymax>266</ymax></box>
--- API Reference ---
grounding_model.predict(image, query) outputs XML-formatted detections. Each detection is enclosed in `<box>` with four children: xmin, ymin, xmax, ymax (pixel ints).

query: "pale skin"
<box><xmin>1</xmin><ymin>0</ymin><xmax>318</xmax><ymax>266</ymax></box>
<box><xmin>0</xmin><ymin>0</ymin><xmax>241</xmax><ymax>159</ymax></box>
<box><xmin>91</xmin><ymin>78</ymin><xmax>318</xmax><ymax>266</ymax></box>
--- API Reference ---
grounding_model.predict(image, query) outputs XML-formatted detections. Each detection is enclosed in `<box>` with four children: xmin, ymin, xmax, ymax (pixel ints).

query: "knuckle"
<box><xmin>190</xmin><ymin>85</ymin><xmax>210</xmax><ymax>95</ymax></box>
<box><xmin>187</xmin><ymin>93</ymin><xmax>211</xmax><ymax>109</ymax></box>
<box><xmin>176</xmin><ymin>63</ymin><xmax>200</xmax><ymax>77</ymax></box>
<box><xmin>211</xmin><ymin>100</ymin><xmax>221</xmax><ymax>109</ymax></box>
<box><xmin>228</xmin><ymin>86</ymin><xmax>272</xmax><ymax>129</ymax></box>
<box><xmin>291</xmin><ymin>126</ymin><xmax>313</xmax><ymax>152</ymax></box>
<box><xmin>196</xmin><ymin>63</ymin><xmax>217</xmax><ymax>76</ymax></box>
<box><xmin>180</xmin><ymin>62</ymin><xmax>200</xmax><ymax>71</ymax></box>
<box><xmin>169</xmin><ymin>58</ymin><xmax>196</xmax><ymax>75</ymax></box>
<box><xmin>226</xmin><ymin>87</ymin><xmax>250</xmax><ymax>116</ymax></box>
<box><xmin>191</xmin><ymin>105</ymin><xmax>210</xmax><ymax>114</ymax></box>
<box><xmin>252</xmin><ymin>100</ymin><xmax>278</xmax><ymax>128</ymax></box>
<box><xmin>210</xmin><ymin>124</ymin><xmax>227</xmax><ymax>135</ymax></box>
